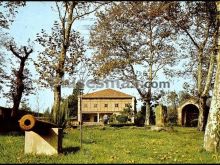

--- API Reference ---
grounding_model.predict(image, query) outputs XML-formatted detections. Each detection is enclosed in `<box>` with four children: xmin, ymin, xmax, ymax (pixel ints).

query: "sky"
<box><xmin>0</xmin><ymin>2</ymin><xmax>187</xmax><ymax>112</ymax></box>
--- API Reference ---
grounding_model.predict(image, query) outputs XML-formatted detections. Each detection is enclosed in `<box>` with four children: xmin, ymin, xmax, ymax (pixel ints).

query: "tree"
<box><xmin>36</xmin><ymin>21</ymin><xmax>85</xmax><ymax>125</ymax></box>
<box><xmin>166</xmin><ymin>91</ymin><xmax>178</xmax><ymax>110</ymax></box>
<box><xmin>0</xmin><ymin>1</ymin><xmax>25</xmax><ymax>30</ymax></box>
<box><xmin>204</xmin><ymin>1</ymin><xmax>220</xmax><ymax>153</ymax></box>
<box><xmin>0</xmin><ymin>1</ymin><xmax>26</xmax><ymax>91</ymax></box>
<box><xmin>59</xmin><ymin>83</ymin><xmax>82</xmax><ymax>126</ymax></box>
<box><xmin>68</xmin><ymin>82</ymin><xmax>82</xmax><ymax>118</ymax></box>
<box><xmin>89</xmin><ymin>2</ymin><xmax>177</xmax><ymax>126</ymax></box>
<box><xmin>163</xmin><ymin>91</ymin><xmax>179</xmax><ymax>126</ymax></box>
<box><xmin>3</xmin><ymin>42</ymin><xmax>33</xmax><ymax>117</ymax></box>
<box><xmin>163</xmin><ymin>1</ymin><xmax>218</xmax><ymax>131</ymax></box>
<box><xmin>0</xmin><ymin>47</ymin><xmax>5</xmax><ymax>91</ymax></box>
<box><xmin>35</xmin><ymin>2</ymin><xmax>107</xmax><ymax>125</ymax></box>
<box><xmin>20</xmin><ymin>101</ymin><xmax>32</xmax><ymax>112</ymax></box>
<box><xmin>0</xmin><ymin>2</ymin><xmax>33</xmax><ymax>120</ymax></box>
<box><xmin>121</xmin><ymin>104</ymin><xmax>134</xmax><ymax>122</ymax></box>
<box><xmin>43</xmin><ymin>107</ymin><xmax>51</xmax><ymax>119</ymax></box>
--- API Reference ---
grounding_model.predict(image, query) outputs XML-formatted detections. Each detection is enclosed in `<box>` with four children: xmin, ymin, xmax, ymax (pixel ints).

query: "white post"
<box><xmin>131</xmin><ymin>97</ymin><xmax>135</xmax><ymax>110</ymax></box>
<box><xmin>78</xmin><ymin>96</ymin><xmax>81</xmax><ymax>122</ymax></box>
<box><xmin>80</xmin><ymin>93</ymin><xmax>83</xmax><ymax>149</ymax></box>
<box><xmin>131</xmin><ymin>97</ymin><xmax>135</xmax><ymax>123</ymax></box>
<box><xmin>97</xmin><ymin>113</ymin><xmax>100</xmax><ymax>123</ymax></box>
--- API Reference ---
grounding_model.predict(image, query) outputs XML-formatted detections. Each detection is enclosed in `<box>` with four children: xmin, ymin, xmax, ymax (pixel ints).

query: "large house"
<box><xmin>77</xmin><ymin>88</ymin><xmax>136</xmax><ymax>123</ymax></box>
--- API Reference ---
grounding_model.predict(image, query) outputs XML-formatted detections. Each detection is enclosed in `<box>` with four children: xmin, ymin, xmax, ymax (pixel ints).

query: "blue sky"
<box><xmin>0</xmin><ymin>2</ymin><xmax>187</xmax><ymax>112</ymax></box>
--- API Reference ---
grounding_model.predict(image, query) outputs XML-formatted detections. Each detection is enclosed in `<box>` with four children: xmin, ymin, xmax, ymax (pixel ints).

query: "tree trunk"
<box><xmin>50</xmin><ymin>2</ymin><xmax>74</xmax><ymax>125</ymax></box>
<box><xmin>52</xmin><ymin>83</ymin><xmax>61</xmax><ymax>125</ymax></box>
<box><xmin>144</xmin><ymin>20</ymin><xmax>153</xmax><ymax>126</ymax></box>
<box><xmin>145</xmin><ymin>99</ymin><xmax>151</xmax><ymax>126</ymax></box>
<box><xmin>197</xmin><ymin>49</ymin><xmax>203</xmax><ymax>96</ymax></box>
<box><xmin>204</xmin><ymin>1</ymin><xmax>220</xmax><ymax>152</ymax></box>
<box><xmin>11</xmin><ymin>61</ymin><xmax>25</xmax><ymax>118</ymax></box>
<box><xmin>197</xmin><ymin>96</ymin><xmax>207</xmax><ymax>131</ymax></box>
<box><xmin>9</xmin><ymin>46</ymin><xmax>32</xmax><ymax>118</ymax></box>
<box><xmin>196</xmin><ymin>47</ymin><xmax>205</xmax><ymax>131</ymax></box>
<box><xmin>202</xmin><ymin>52</ymin><xmax>215</xmax><ymax>97</ymax></box>
<box><xmin>144</xmin><ymin>81</ymin><xmax>152</xmax><ymax>126</ymax></box>
<box><xmin>11</xmin><ymin>82</ymin><xmax>24</xmax><ymax>118</ymax></box>
<box><xmin>203</xmin><ymin>55</ymin><xmax>220</xmax><ymax>151</ymax></box>
<box><xmin>199</xmin><ymin>35</ymin><xmax>217</xmax><ymax>131</ymax></box>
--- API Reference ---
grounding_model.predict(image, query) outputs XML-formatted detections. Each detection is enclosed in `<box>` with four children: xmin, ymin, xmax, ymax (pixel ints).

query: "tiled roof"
<box><xmin>82</xmin><ymin>88</ymin><xmax>134</xmax><ymax>98</ymax></box>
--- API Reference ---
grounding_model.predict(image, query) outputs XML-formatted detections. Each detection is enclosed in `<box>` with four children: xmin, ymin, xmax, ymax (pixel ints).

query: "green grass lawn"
<box><xmin>0</xmin><ymin>126</ymin><xmax>220</xmax><ymax>164</ymax></box>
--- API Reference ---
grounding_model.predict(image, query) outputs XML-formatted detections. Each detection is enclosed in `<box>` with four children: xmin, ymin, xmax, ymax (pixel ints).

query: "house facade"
<box><xmin>77</xmin><ymin>88</ymin><xmax>136</xmax><ymax>123</ymax></box>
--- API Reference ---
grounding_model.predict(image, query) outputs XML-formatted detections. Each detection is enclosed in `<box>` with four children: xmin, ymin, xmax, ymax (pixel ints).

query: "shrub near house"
<box><xmin>109</xmin><ymin>105</ymin><xmax>135</xmax><ymax>127</ymax></box>
<box><xmin>116</xmin><ymin>115</ymin><xmax>128</xmax><ymax>123</ymax></box>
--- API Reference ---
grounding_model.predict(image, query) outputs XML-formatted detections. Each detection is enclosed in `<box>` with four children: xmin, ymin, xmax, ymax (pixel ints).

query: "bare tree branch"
<box><xmin>56</xmin><ymin>2</ymin><xmax>63</xmax><ymax>21</ymax></box>
<box><xmin>23</xmin><ymin>46</ymin><xmax>33</xmax><ymax>58</ymax></box>
<box><xmin>9</xmin><ymin>45</ymin><xmax>22</xmax><ymax>59</ymax></box>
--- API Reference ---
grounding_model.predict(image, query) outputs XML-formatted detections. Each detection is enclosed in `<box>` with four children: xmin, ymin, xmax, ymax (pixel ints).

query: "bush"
<box><xmin>167</xmin><ymin>108</ymin><xmax>178</xmax><ymax>126</ymax></box>
<box><xmin>116</xmin><ymin>115</ymin><xmax>128</xmax><ymax>123</ymax></box>
<box><xmin>134</xmin><ymin>111</ymin><xmax>145</xmax><ymax>127</ymax></box>
<box><xmin>109</xmin><ymin>114</ymin><xmax>117</xmax><ymax>123</ymax></box>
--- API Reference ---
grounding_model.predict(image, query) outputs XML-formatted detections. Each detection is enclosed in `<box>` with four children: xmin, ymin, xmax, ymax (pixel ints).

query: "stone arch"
<box><xmin>181</xmin><ymin>104</ymin><xmax>199</xmax><ymax>127</ymax></box>
<box><xmin>177</xmin><ymin>98</ymin><xmax>201</xmax><ymax>127</ymax></box>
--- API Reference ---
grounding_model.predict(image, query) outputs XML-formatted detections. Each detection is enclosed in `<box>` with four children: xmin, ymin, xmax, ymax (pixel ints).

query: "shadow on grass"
<box><xmin>0</xmin><ymin>131</ymin><xmax>24</xmax><ymax>136</ymax></box>
<box><xmin>62</xmin><ymin>146</ymin><xmax>80</xmax><ymax>155</ymax></box>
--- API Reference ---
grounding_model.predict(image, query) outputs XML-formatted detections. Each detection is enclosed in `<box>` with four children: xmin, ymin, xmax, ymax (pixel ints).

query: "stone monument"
<box><xmin>155</xmin><ymin>104</ymin><xmax>167</xmax><ymax>127</ymax></box>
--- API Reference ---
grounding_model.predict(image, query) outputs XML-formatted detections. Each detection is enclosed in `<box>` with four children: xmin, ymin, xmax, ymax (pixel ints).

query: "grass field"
<box><xmin>0</xmin><ymin>126</ymin><xmax>220</xmax><ymax>164</ymax></box>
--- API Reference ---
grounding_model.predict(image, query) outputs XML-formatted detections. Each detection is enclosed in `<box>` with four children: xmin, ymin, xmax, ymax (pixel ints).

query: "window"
<box><xmin>94</xmin><ymin>104</ymin><xmax>98</xmax><ymax>108</ymax></box>
<box><xmin>84</xmin><ymin>104</ymin><xmax>88</xmax><ymax>108</ymax></box>
<box><xmin>125</xmin><ymin>103</ymin><xmax>129</xmax><ymax>107</ymax></box>
<box><xmin>104</xmin><ymin>104</ymin><xmax>108</xmax><ymax>107</ymax></box>
<box><xmin>115</xmin><ymin>104</ymin><xmax>119</xmax><ymax>107</ymax></box>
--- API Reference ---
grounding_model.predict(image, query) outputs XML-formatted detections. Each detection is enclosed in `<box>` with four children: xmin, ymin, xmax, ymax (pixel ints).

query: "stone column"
<box><xmin>97</xmin><ymin>113</ymin><xmax>100</xmax><ymax>123</ymax></box>
<box><xmin>131</xmin><ymin>97</ymin><xmax>135</xmax><ymax>110</ymax></box>
<box><xmin>177</xmin><ymin>107</ymin><xmax>182</xmax><ymax>126</ymax></box>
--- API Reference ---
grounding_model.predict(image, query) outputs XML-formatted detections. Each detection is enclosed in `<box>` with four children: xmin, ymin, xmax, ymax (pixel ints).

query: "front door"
<box><xmin>94</xmin><ymin>115</ymin><xmax>97</xmax><ymax>122</ymax></box>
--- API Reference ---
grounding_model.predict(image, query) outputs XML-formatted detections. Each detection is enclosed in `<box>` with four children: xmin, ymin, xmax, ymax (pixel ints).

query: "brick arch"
<box><xmin>177</xmin><ymin>98</ymin><xmax>201</xmax><ymax>126</ymax></box>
